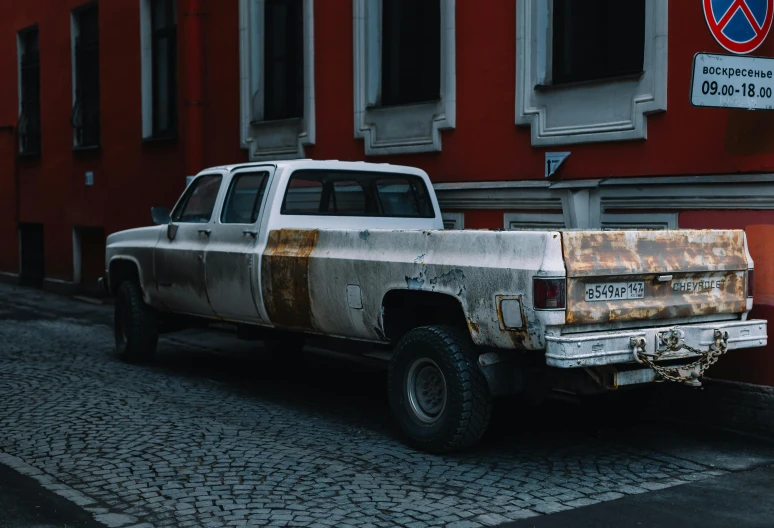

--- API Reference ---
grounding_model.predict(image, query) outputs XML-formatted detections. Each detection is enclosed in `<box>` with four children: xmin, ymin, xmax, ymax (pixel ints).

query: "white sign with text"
<box><xmin>691</xmin><ymin>53</ymin><xmax>774</xmax><ymax>110</ymax></box>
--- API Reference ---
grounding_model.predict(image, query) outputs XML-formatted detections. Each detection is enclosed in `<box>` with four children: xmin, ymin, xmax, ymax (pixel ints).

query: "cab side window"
<box><xmin>172</xmin><ymin>174</ymin><xmax>222</xmax><ymax>223</ymax></box>
<box><xmin>221</xmin><ymin>172</ymin><xmax>270</xmax><ymax>224</ymax></box>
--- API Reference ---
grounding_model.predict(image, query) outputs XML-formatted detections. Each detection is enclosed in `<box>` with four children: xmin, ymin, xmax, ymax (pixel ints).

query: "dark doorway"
<box><xmin>19</xmin><ymin>223</ymin><xmax>44</xmax><ymax>287</ymax></box>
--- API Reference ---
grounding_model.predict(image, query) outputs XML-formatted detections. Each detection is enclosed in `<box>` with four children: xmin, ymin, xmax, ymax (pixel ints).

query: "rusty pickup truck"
<box><xmin>103</xmin><ymin>160</ymin><xmax>768</xmax><ymax>453</ymax></box>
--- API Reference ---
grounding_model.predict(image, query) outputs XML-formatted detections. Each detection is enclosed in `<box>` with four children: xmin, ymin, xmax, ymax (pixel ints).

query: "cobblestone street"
<box><xmin>1</xmin><ymin>283</ymin><xmax>772</xmax><ymax>528</ymax></box>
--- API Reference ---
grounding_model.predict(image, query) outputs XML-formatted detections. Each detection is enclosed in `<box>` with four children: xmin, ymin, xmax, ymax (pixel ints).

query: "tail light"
<box><xmin>533</xmin><ymin>278</ymin><xmax>566</xmax><ymax>310</ymax></box>
<box><xmin>748</xmin><ymin>269</ymin><xmax>755</xmax><ymax>298</ymax></box>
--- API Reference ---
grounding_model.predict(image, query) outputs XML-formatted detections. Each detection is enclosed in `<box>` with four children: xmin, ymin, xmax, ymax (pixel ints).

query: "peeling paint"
<box><xmin>429</xmin><ymin>269</ymin><xmax>465</xmax><ymax>296</ymax></box>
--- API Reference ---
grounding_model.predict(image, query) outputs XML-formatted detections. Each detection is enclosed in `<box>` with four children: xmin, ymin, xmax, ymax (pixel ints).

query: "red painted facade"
<box><xmin>2</xmin><ymin>1</ymin><xmax>774</xmax><ymax>383</ymax></box>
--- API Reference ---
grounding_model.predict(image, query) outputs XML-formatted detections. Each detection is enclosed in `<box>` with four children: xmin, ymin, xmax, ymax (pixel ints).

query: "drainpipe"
<box><xmin>183</xmin><ymin>0</ymin><xmax>205</xmax><ymax>179</ymax></box>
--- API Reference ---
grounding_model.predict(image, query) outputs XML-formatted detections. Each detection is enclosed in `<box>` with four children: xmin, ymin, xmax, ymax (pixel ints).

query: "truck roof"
<box><xmin>199</xmin><ymin>159</ymin><xmax>421</xmax><ymax>175</ymax></box>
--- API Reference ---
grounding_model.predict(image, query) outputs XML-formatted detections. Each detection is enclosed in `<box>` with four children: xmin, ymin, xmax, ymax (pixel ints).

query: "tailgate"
<box><xmin>562</xmin><ymin>230</ymin><xmax>749</xmax><ymax>325</ymax></box>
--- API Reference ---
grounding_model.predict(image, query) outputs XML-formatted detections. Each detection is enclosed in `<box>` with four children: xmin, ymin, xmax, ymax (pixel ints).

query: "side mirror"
<box><xmin>167</xmin><ymin>223</ymin><xmax>179</xmax><ymax>241</ymax></box>
<box><xmin>151</xmin><ymin>206</ymin><xmax>171</xmax><ymax>225</ymax></box>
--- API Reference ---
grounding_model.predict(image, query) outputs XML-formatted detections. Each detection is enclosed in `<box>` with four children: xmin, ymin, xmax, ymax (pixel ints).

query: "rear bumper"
<box><xmin>546</xmin><ymin>319</ymin><xmax>768</xmax><ymax>369</ymax></box>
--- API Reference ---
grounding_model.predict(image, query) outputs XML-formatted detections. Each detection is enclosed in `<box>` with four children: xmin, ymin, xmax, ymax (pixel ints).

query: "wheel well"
<box><xmin>382</xmin><ymin>290</ymin><xmax>470</xmax><ymax>342</ymax></box>
<box><xmin>108</xmin><ymin>260</ymin><xmax>140</xmax><ymax>296</ymax></box>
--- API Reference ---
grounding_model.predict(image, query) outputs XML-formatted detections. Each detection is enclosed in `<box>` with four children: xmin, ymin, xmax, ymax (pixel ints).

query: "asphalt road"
<box><xmin>501</xmin><ymin>462</ymin><xmax>774</xmax><ymax>528</ymax></box>
<box><xmin>1</xmin><ymin>282</ymin><xmax>773</xmax><ymax>527</ymax></box>
<box><xmin>0</xmin><ymin>461</ymin><xmax>103</xmax><ymax>527</ymax></box>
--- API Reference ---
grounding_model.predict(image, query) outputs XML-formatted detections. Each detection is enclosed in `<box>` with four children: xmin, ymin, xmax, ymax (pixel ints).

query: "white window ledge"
<box><xmin>353</xmin><ymin>0</ymin><xmax>456</xmax><ymax>156</ymax></box>
<box><xmin>516</xmin><ymin>0</ymin><xmax>668</xmax><ymax>146</ymax></box>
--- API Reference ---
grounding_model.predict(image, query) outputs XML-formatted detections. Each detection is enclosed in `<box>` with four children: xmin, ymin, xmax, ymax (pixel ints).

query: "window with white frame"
<box><xmin>516</xmin><ymin>0</ymin><xmax>667</xmax><ymax>146</ymax></box>
<box><xmin>504</xmin><ymin>212</ymin><xmax>566</xmax><ymax>231</ymax></box>
<box><xmin>140</xmin><ymin>0</ymin><xmax>178</xmax><ymax>140</ymax></box>
<box><xmin>442</xmin><ymin>212</ymin><xmax>464</xmax><ymax>230</ymax></box>
<box><xmin>353</xmin><ymin>0</ymin><xmax>455</xmax><ymax>155</ymax></box>
<box><xmin>71</xmin><ymin>2</ymin><xmax>100</xmax><ymax>149</ymax></box>
<box><xmin>17</xmin><ymin>25</ymin><xmax>41</xmax><ymax>155</ymax></box>
<box><xmin>239</xmin><ymin>0</ymin><xmax>315</xmax><ymax>160</ymax></box>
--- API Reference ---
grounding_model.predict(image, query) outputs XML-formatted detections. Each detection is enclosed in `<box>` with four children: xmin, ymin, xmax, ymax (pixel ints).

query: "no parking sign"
<box><xmin>704</xmin><ymin>0</ymin><xmax>774</xmax><ymax>54</ymax></box>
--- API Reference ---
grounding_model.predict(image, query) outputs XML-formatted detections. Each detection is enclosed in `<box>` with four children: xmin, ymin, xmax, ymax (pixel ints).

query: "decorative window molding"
<box><xmin>239</xmin><ymin>0</ymin><xmax>315</xmax><ymax>160</ymax></box>
<box><xmin>516</xmin><ymin>0</ymin><xmax>668</xmax><ymax>146</ymax></box>
<box><xmin>353</xmin><ymin>0</ymin><xmax>456</xmax><ymax>155</ymax></box>
<box><xmin>504</xmin><ymin>212</ymin><xmax>566</xmax><ymax>231</ymax></box>
<box><xmin>442</xmin><ymin>212</ymin><xmax>464</xmax><ymax>230</ymax></box>
<box><xmin>601</xmin><ymin>213</ymin><xmax>677</xmax><ymax>230</ymax></box>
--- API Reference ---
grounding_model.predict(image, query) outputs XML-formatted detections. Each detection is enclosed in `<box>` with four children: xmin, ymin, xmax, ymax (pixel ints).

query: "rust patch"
<box><xmin>561</xmin><ymin>230</ymin><xmax>748</xmax><ymax>278</ymax></box>
<box><xmin>565</xmin><ymin>270</ymin><xmax>747</xmax><ymax>325</ymax></box>
<box><xmin>261</xmin><ymin>229</ymin><xmax>319</xmax><ymax>330</ymax></box>
<box><xmin>494</xmin><ymin>294</ymin><xmax>530</xmax><ymax>349</ymax></box>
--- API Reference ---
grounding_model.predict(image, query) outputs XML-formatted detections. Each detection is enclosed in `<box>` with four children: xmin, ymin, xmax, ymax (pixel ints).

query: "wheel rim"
<box><xmin>406</xmin><ymin>358</ymin><xmax>447</xmax><ymax>424</ymax></box>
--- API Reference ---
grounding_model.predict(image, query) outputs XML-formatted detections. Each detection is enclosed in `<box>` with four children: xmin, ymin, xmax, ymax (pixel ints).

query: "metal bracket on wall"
<box><xmin>545</xmin><ymin>152</ymin><xmax>571</xmax><ymax>178</ymax></box>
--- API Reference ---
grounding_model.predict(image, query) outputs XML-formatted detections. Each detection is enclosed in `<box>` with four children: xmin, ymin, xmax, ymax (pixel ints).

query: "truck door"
<box><xmin>203</xmin><ymin>168</ymin><xmax>274</xmax><ymax>323</ymax></box>
<box><xmin>154</xmin><ymin>173</ymin><xmax>223</xmax><ymax>317</ymax></box>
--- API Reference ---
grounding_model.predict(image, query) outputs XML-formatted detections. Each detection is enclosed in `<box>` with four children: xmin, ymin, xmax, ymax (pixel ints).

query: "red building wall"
<box><xmin>1</xmin><ymin>1</ymin><xmax>774</xmax><ymax>386</ymax></box>
<box><xmin>308</xmin><ymin>1</ymin><xmax>774</xmax><ymax>182</ymax></box>
<box><xmin>4</xmin><ymin>0</ymin><xmax>774</xmax><ymax>265</ymax></box>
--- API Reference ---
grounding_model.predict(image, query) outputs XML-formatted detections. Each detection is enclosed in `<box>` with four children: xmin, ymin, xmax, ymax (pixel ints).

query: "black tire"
<box><xmin>388</xmin><ymin>325</ymin><xmax>492</xmax><ymax>453</ymax></box>
<box><xmin>114</xmin><ymin>280</ymin><xmax>158</xmax><ymax>363</ymax></box>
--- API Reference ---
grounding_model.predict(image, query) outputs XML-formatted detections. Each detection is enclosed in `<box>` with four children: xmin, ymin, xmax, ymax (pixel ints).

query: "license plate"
<box><xmin>585</xmin><ymin>282</ymin><xmax>645</xmax><ymax>302</ymax></box>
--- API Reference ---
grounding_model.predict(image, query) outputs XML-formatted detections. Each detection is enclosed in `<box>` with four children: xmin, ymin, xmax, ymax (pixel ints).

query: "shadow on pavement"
<box><xmin>0</xmin><ymin>463</ymin><xmax>104</xmax><ymax>528</ymax></box>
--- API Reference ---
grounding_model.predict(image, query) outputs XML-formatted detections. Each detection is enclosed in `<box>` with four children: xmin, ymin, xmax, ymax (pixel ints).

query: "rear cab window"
<box><xmin>281</xmin><ymin>169</ymin><xmax>434</xmax><ymax>218</ymax></box>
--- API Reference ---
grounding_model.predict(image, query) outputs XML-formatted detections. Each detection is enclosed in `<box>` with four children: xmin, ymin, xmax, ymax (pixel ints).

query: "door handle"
<box><xmin>198</xmin><ymin>228</ymin><xmax>212</xmax><ymax>236</ymax></box>
<box><xmin>242</xmin><ymin>230</ymin><xmax>258</xmax><ymax>238</ymax></box>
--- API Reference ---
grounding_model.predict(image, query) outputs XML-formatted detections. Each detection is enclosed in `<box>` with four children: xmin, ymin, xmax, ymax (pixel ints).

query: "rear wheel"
<box><xmin>114</xmin><ymin>281</ymin><xmax>158</xmax><ymax>363</ymax></box>
<box><xmin>388</xmin><ymin>326</ymin><xmax>492</xmax><ymax>453</ymax></box>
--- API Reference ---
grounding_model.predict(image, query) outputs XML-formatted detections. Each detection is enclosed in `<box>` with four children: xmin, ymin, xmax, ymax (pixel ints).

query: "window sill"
<box><xmin>142</xmin><ymin>134</ymin><xmax>178</xmax><ymax>145</ymax></box>
<box><xmin>534</xmin><ymin>71</ymin><xmax>645</xmax><ymax>92</ymax></box>
<box><xmin>366</xmin><ymin>98</ymin><xmax>442</xmax><ymax>111</ymax></box>
<box><xmin>72</xmin><ymin>145</ymin><xmax>101</xmax><ymax>153</ymax></box>
<box><xmin>249</xmin><ymin>116</ymin><xmax>303</xmax><ymax>127</ymax></box>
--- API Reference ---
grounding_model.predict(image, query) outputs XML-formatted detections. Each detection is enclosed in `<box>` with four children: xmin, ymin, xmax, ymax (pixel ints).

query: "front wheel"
<box><xmin>114</xmin><ymin>281</ymin><xmax>158</xmax><ymax>363</ymax></box>
<box><xmin>388</xmin><ymin>326</ymin><xmax>492</xmax><ymax>453</ymax></box>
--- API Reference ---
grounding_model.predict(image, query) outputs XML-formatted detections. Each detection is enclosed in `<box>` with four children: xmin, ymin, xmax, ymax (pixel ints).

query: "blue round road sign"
<box><xmin>704</xmin><ymin>0</ymin><xmax>774</xmax><ymax>54</ymax></box>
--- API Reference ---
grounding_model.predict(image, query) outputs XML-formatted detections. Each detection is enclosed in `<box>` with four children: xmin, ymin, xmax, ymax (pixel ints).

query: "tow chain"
<box><xmin>629</xmin><ymin>329</ymin><xmax>729</xmax><ymax>386</ymax></box>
